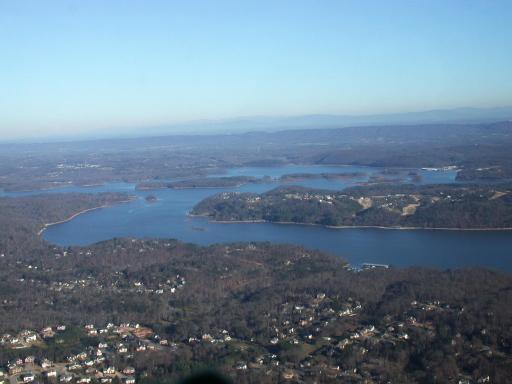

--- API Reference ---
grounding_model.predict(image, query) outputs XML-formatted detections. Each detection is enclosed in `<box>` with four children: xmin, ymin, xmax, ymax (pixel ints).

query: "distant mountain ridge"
<box><xmin>141</xmin><ymin>106</ymin><xmax>512</xmax><ymax>135</ymax></box>
<box><xmin>5</xmin><ymin>106</ymin><xmax>512</xmax><ymax>143</ymax></box>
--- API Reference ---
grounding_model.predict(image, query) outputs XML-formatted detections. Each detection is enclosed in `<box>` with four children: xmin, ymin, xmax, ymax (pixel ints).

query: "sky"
<box><xmin>0</xmin><ymin>0</ymin><xmax>511</xmax><ymax>140</ymax></box>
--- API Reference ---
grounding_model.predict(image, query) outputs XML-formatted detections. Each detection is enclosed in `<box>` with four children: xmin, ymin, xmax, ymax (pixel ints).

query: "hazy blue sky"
<box><xmin>1</xmin><ymin>0</ymin><xmax>511</xmax><ymax>139</ymax></box>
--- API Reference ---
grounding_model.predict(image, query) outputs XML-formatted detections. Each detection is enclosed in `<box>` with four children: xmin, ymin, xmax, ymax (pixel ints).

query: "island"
<box><xmin>136</xmin><ymin>176</ymin><xmax>270</xmax><ymax>190</ymax></box>
<box><xmin>191</xmin><ymin>184</ymin><xmax>512</xmax><ymax>229</ymax></box>
<box><xmin>279</xmin><ymin>172</ymin><xmax>367</xmax><ymax>182</ymax></box>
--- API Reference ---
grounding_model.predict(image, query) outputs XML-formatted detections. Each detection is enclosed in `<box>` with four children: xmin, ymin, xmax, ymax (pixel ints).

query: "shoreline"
<box><xmin>137</xmin><ymin>183</ymin><xmax>249</xmax><ymax>191</ymax></box>
<box><xmin>189</xmin><ymin>214</ymin><xmax>512</xmax><ymax>232</ymax></box>
<box><xmin>38</xmin><ymin>198</ymin><xmax>136</xmax><ymax>236</ymax></box>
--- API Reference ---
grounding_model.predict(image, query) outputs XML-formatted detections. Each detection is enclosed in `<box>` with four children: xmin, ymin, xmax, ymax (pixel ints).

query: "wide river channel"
<box><xmin>3</xmin><ymin>165</ymin><xmax>512</xmax><ymax>271</ymax></box>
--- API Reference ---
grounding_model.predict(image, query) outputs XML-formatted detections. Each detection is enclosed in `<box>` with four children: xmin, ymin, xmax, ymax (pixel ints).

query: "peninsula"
<box><xmin>192</xmin><ymin>184</ymin><xmax>512</xmax><ymax>229</ymax></box>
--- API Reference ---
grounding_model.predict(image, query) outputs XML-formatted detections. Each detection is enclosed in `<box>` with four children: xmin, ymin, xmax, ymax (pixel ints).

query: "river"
<box><xmin>3</xmin><ymin>165</ymin><xmax>512</xmax><ymax>271</ymax></box>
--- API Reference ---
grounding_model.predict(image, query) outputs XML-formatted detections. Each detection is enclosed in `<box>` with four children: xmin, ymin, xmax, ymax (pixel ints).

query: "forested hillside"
<box><xmin>0</xmin><ymin>194</ymin><xmax>511</xmax><ymax>383</ymax></box>
<box><xmin>192</xmin><ymin>184</ymin><xmax>512</xmax><ymax>229</ymax></box>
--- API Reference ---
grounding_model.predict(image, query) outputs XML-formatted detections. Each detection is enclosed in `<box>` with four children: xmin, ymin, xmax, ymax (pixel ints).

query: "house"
<box><xmin>124</xmin><ymin>378</ymin><xmax>136</xmax><ymax>384</ymax></box>
<box><xmin>76</xmin><ymin>352</ymin><xmax>88</xmax><ymax>360</ymax></box>
<box><xmin>25</xmin><ymin>334</ymin><xmax>37</xmax><ymax>343</ymax></box>
<box><xmin>40</xmin><ymin>359</ymin><xmax>53</xmax><ymax>369</ymax></box>
<box><xmin>22</xmin><ymin>373</ymin><xmax>35</xmax><ymax>383</ymax></box>
<box><xmin>59</xmin><ymin>375</ymin><xmax>73</xmax><ymax>383</ymax></box>
<box><xmin>201</xmin><ymin>334</ymin><xmax>213</xmax><ymax>342</ymax></box>
<box><xmin>57</xmin><ymin>325</ymin><xmax>66</xmax><ymax>331</ymax></box>
<box><xmin>282</xmin><ymin>370</ymin><xmax>298</xmax><ymax>380</ymax></box>
<box><xmin>0</xmin><ymin>334</ymin><xmax>11</xmax><ymax>344</ymax></box>
<box><xmin>98</xmin><ymin>342</ymin><xmax>108</xmax><ymax>349</ymax></box>
<box><xmin>123</xmin><ymin>367</ymin><xmax>135</xmax><ymax>375</ymax></box>
<box><xmin>100</xmin><ymin>379</ymin><xmax>112</xmax><ymax>384</ymax></box>
<box><xmin>118</xmin><ymin>345</ymin><xmax>128</xmax><ymax>353</ymax></box>
<box><xmin>25</xmin><ymin>356</ymin><xmax>35</xmax><ymax>364</ymax></box>
<box><xmin>104</xmin><ymin>367</ymin><xmax>116</xmax><ymax>375</ymax></box>
<box><xmin>41</xmin><ymin>327</ymin><xmax>55</xmax><ymax>338</ymax></box>
<box><xmin>8</xmin><ymin>366</ymin><xmax>22</xmax><ymax>375</ymax></box>
<box><xmin>45</xmin><ymin>370</ymin><xmax>58</xmax><ymax>378</ymax></box>
<box><xmin>77</xmin><ymin>377</ymin><xmax>91</xmax><ymax>384</ymax></box>
<box><xmin>337</xmin><ymin>339</ymin><xmax>351</xmax><ymax>350</ymax></box>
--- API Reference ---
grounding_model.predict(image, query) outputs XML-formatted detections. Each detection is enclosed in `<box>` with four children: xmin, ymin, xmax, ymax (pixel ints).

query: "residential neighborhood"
<box><xmin>1</xmin><ymin>292</ymin><xmax>492</xmax><ymax>383</ymax></box>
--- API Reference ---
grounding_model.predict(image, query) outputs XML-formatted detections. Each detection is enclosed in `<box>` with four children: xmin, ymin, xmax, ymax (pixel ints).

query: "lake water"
<box><xmin>4</xmin><ymin>165</ymin><xmax>512</xmax><ymax>271</ymax></box>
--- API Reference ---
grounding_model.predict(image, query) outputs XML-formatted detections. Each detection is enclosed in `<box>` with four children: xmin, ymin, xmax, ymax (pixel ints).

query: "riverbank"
<box><xmin>189</xmin><ymin>214</ymin><xmax>512</xmax><ymax>232</ymax></box>
<box><xmin>138</xmin><ymin>183</ymin><xmax>250</xmax><ymax>191</ymax></box>
<box><xmin>38</xmin><ymin>198</ymin><xmax>136</xmax><ymax>236</ymax></box>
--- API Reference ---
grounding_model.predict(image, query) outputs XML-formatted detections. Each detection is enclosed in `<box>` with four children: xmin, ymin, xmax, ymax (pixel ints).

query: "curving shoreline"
<box><xmin>138</xmin><ymin>183</ymin><xmax>249</xmax><ymax>191</ymax></box>
<box><xmin>38</xmin><ymin>198</ymin><xmax>136</xmax><ymax>236</ymax></box>
<box><xmin>188</xmin><ymin>214</ymin><xmax>512</xmax><ymax>232</ymax></box>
